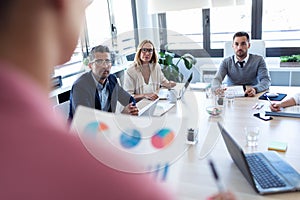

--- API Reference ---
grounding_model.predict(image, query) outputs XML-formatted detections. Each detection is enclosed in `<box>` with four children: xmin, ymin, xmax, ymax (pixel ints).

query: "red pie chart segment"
<box><xmin>151</xmin><ymin>128</ymin><xmax>175</xmax><ymax>149</ymax></box>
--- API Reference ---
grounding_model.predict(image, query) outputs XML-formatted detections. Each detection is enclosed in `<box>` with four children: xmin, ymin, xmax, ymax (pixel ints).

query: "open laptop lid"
<box><xmin>218</xmin><ymin>122</ymin><xmax>300</xmax><ymax>195</ymax></box>
<box><xmin>178</xmin><ymin>72</ymin><xmax>193</xmax><ymax>99</ymax></box>
<box><xmin>217</xmin><ymin>122</ymin><xmax>258</xmax><ymax>192</ymax></box>
<box><xmin>158</xmin><ymin>72</ymin><xmax>193</xmax><ymax>100</ymax></box>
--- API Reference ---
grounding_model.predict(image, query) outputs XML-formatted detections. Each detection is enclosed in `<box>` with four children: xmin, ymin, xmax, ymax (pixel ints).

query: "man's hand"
<box><xmin>122</xmin><ymin>102</ymin><xmax>139</xmax><ymax>115</ymax></box>
<box><xmin>245</xmin><ymin>87</ymin><xmax>256</xmax><ymax>97</ymax></box>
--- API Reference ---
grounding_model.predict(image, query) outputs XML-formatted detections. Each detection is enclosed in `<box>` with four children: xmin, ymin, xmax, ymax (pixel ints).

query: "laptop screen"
<box><xmin>179</xmin><ymin>72</ymin><xmax>193</xmax><ymax>98</ymax></box>
<box><xmin>217</xmin><ymin>122</ymin><xmax>257</xmax><ymax>192</ymax></box>
<box><xmin>184</xmin><ymin>72</ymin><xmax>193</xmax><ymax>89</ymax></box>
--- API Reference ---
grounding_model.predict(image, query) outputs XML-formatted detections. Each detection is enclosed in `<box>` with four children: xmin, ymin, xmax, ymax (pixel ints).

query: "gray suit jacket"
<box><xmin>69</xmin><ymin>71</ymin><xmax>135</xmax><ymax>119</ymax></box>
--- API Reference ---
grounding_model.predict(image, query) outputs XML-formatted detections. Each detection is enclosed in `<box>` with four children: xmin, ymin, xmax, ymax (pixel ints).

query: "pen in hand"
<box><xmin>264</xmin><ymin>94</ymin><xmax>272</xmax><ymax>105</ymax></box>
<box><xmin>209</xmin><ymin>159</ymin><xmax>225</xmax><ymax>192</ymax></box>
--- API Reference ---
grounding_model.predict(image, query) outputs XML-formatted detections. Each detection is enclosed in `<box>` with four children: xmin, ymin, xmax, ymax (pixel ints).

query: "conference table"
<box><xmin>156</xmin><ymin>85</ymin><xmax>300</xmax><ymax>200</ymax></box>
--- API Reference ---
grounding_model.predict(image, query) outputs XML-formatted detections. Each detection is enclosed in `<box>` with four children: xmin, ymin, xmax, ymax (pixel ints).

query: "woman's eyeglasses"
<box><xmin>141</xmin><ymin>48</ymin><xmax>153</xmax><ymax>53</ymax></box>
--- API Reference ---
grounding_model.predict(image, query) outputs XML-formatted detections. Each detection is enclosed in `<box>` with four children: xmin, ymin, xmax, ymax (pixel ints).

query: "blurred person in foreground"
<box><xmin>0</xmin><ymin>0</ymin><xmax>236</xmax><ymax>199</ymax></box>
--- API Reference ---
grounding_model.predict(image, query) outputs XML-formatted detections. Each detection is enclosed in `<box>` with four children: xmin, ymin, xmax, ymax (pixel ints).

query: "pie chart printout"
<box><xmin>120</xmin><ymin>129</ymin><xmax>141</xmax><ymax>149</ymax></box>
<box><xmin>84</xmin><ymin>121</ymin><xmax>109</xmax><ymax>137</ymax></box>
<box><xmin>151</xmin><ymin>128</ymin><xmax>175</xmax><ymax>149</ymax></box>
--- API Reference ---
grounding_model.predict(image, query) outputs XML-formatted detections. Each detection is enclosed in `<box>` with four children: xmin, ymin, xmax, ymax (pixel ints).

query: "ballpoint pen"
<box><xmin>252</xmin><ymin>103</ymin><xmax>258</xmax><ymax>109</ymax></box>
<box><xmin>264</xmin><ymin>94</ymin><xmax>272</xmax><ymax>105</ymax></box>
<box><xmin>208</xmin><ymin>159</ymin><xmax>225</xmax><ymax>192</ymax></box>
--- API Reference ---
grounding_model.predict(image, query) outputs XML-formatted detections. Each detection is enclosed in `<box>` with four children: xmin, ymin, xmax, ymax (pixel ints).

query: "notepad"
<box><xmin>265</xmin><ymin>105</ymin><xmax>300</xmax><ymax>118</ymax></box>
<box><xmin>226</xmin><ymin>85</ymin><xmax>245</xmax><ymax>97</ymax></box>
<box><xmin>268</xmin><ymin>141</ymin><xmax>288</xmax><ymax>152</ymax></box>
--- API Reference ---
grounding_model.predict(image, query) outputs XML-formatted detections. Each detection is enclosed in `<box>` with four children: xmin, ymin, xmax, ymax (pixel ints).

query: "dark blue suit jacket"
<box><xmin>69</xmin><ymin>71</ymin><xmax>135</xmax><ymax>119</ymax></box>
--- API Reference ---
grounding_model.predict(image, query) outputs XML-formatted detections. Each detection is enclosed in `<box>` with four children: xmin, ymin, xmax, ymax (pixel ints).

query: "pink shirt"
<box><xmin>0</xmin><ymin>62</ymin><xmax>174</xmax><ymax>200</ymax></box>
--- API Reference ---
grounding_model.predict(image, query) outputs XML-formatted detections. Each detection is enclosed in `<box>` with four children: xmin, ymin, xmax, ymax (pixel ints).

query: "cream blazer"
<box><xmin>124</xmin><ymin>62</ymin><xmax>169</xmax><ymax>95</ymax></box>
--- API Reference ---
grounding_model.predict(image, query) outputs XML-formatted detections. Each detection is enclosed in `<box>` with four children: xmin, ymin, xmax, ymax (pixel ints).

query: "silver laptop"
<box><xmin>217</xmin><ymin>122</ymin><xmax>300</xmax><ymax>195</ymax></box>
<box><xmin>158</xmin><ymin>72</ymin><xmax>193</xmax><ymax>100</ymax></box>
<box><xmin>136</xmin><ymin>98</ymin><xmax>159</xmax><ymax>116</ymax></box>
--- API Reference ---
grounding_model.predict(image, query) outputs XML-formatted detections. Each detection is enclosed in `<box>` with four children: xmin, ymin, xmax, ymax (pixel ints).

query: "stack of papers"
<box><xmin>226</xmin><ymin>86</ymin><xmax>245</xmax><ymax>97</ymax></box>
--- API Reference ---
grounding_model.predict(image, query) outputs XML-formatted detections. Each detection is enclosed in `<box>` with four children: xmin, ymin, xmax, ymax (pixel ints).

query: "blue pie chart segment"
<box><xmin>120</xmin><ymin>129</ymin><xmax>141</xmax><ymax>149</ymax></box>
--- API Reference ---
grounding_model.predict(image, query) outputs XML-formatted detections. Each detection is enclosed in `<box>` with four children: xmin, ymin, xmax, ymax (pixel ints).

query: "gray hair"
<box><xmin>89</xmin><ymin>45</ymin><xmax>110</xmax><ymax>62</ymax></box>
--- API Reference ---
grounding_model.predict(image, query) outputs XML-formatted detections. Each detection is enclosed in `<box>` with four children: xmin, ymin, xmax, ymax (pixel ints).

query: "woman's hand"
<box><xmin>144</xmin><ymin>93</ymin><xmax>159</xmax><ymax>100</ymax></box>
<box><xmin>270</xmin><ymin>102</ymin><xmax>282</xmax><ymax>112</ymax></box>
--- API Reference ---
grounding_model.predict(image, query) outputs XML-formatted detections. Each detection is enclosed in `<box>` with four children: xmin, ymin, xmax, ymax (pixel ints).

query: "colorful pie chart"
<box><xmin>120</xmin><ymin>129</ymin><xmax>141</xmax><ymax>149</ymax></box>
<box><xmin>84</xmin><ymin>121</ymin><xmax>109</xmax><ymax>136</ymax></box>
<box><xmin>151</xmin><ymin>128</ymin><xmax>175</xmax><ymax>149</ymax></box>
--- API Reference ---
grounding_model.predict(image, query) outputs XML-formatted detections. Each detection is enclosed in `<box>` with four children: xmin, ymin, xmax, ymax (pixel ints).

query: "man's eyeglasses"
<box><xmin>92</xmin><ymin>59</ymin><xmax>112</xmax><ymax>66</ymax></box>
<box><xmin>141</xmin><ymin>48</ymin><xmax>154</xmax><ymax>53</ymax></box>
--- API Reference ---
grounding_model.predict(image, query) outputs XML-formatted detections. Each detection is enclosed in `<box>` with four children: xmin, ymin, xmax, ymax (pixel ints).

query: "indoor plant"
<box><xmin>158</xmin><ymin>50</ymin><xmax>197</xmax><ymax>82</ymax></box>
<box><xmin>280</xmin><ymin>54</ymin><xmax>300</xmax><ymax>67</ymax></box>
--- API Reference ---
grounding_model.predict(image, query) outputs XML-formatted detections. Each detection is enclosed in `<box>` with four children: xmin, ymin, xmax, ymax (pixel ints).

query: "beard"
<box><xmin>236</xmin><ymin>50</ymin><xmax>247</xmax><ymax>58</ymax></box>
<box><xmin>93</xmin><ymin>70</ymin><xmax>110</xmax><ymax>83</ymax></box>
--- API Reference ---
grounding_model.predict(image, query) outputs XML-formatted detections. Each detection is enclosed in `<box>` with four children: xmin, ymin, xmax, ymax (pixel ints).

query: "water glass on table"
<box><xmin>225</xmin><ymin>89</ymin><xmax>235</xmax><ymax>104</ymax></box>
<box><xmin>244</xmin><ymin>126</ymin><xmax>260</xmax><ymax>147</ymax></box>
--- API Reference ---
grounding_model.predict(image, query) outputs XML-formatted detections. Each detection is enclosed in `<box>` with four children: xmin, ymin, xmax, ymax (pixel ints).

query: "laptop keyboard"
<box><xmin>246</xmin><ymin>153</ymin><xmax>286</xmax><ymax>189</ymax></box>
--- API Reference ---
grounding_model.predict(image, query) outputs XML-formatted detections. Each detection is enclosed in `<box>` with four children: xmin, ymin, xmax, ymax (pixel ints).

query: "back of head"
<box><xmin>0</xmin><ymin>0</ymin><xmax>90</xmax><ymax>90</ymax></box>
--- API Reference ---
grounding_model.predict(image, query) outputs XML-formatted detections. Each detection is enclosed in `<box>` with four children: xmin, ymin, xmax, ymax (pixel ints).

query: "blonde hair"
<box><xmin>134</xmin><ymin>40</ymin><xmax>158</xmax><ymax>66</ymax></box>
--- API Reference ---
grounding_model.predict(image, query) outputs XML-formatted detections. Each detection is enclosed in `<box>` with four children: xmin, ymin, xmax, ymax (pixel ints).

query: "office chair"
<box><xmin>53</xmin><ymin>100</ymin><xmax>70</xmax><ymax>121</ymax></box>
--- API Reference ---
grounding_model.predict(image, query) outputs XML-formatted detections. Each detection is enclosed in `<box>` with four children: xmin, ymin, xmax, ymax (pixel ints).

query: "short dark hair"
<box><xmin>89</xmin><ymin>45</ymin><xmax>110</xmax><ymax>62</ymax></box>
<box><xmin>233</xmin><ymin>31</ymin><xmax>250</xmax><ymax>42</ymax></box>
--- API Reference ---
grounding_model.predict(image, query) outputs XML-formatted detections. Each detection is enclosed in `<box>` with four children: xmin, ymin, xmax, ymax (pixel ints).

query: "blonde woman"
<box><xmin>124</xmin><ymin>40</ymin><xmax>176</xmax><ymax>101</ymax></box>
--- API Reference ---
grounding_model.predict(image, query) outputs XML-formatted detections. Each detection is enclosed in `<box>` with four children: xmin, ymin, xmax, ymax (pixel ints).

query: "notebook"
<box><xmin>158</xmin><ymin>72</ymin><xmax>193</xmax><ymax>100</ymax></box>
<box><xmin>136</xmin><ymin>98</ymin><xmax>159</xmax><ymax>116</ymax></box>
<box><xmin>265</xmin><ymin>105</ymin><xmax>300</xmax><ymax>118</ymax></box>
<box><xmin>217</xmin><ymin>122</ymin><xmax>300</xmax><ymax>195</ymax></box>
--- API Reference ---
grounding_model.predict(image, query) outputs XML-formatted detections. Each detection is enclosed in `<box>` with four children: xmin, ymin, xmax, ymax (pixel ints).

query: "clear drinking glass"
<box><xmin>245</xmin><ymin>126</ymin><xmax>260</xmax><ymax>147</ymax></box>
<box><xmin>225</xmin><ymin>90</ymin><xmax>235</xmax><ymax>104</ymax></box>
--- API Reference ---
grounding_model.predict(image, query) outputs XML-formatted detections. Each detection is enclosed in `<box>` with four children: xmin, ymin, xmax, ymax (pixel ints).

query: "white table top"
<box><xmin>157</xmin><ymin>86</ymin><xmax>300</xmax><ymax>200</ymax></box>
